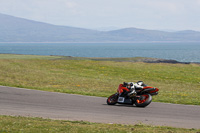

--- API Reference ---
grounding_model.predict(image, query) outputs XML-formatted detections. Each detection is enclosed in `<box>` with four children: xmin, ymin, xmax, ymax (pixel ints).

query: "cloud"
<box><xmin>139</xmin><ymin>0</ymin><xmax>182</xmax><ymax>14</ymax></box>
<box><xmin>64</xmin><ymin>1</ymin><xmax>78</xmax><ymax>8</ymax></box>
<box><xmin>0</xmin><ymin>0</ymin><xmax>79</xmax><ymax>14</ymax></box>
<box><xmin>196</xmin><ymin>0</ymin><xmax>200</xmax><ymax>5</ymax></box>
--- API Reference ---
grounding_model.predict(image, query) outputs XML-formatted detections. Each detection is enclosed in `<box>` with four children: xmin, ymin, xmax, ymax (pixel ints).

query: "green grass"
<box><xmin>0</xmin><ymin>54</ymin><xmax>200</xmax><ymax>105</ymax></box>
<box><xmin>0</xmin><ymin>115</ymin><xmax>199</xmax><ymax>133</ymax></box>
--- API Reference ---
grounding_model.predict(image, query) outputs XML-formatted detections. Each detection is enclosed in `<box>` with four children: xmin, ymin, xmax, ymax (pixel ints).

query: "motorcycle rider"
<box><xmin>121</xmin><ymin>81</ymin><xmax>145</xmax><ymax>97</ymax></box>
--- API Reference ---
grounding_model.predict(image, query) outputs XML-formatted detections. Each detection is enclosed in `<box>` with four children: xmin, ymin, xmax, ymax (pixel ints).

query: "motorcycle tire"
<box><xmin>107</xmin><ymin>93</ymin><xmax>118</xmax><ymax>105</ymax></box>
<box><xmin>135</xmin><ymin>94</ymin><xmax>152</xmax><ymax>107</ymax></box>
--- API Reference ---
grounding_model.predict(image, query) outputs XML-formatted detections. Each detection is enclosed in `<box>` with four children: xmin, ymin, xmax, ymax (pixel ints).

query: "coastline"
<box><xmin>0</xmin><ymin>53</ymin><xmax>199</xmax><ymax>64</ymax></box>
<box><xmin>0</xmin><ymin>42</ymin><xmax>200</xmax><ymax>63</ymax></box>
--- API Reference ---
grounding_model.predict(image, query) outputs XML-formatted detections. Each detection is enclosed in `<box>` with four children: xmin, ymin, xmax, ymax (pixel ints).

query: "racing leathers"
<box><xmin>121</xmin><ymin>82</ymin><xmax>144</xmax><ymax>97</ymax></box>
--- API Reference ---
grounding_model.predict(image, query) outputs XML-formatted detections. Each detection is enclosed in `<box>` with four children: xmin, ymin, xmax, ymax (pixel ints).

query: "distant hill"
<box><xmin>1</xmin><ymin>13</ymin><xmax>200</xmax><ymax>42</ymax></box>
<box><xmin>0</xmin><ymin>13</ymin><xmax>101</xmax><ymax>42</ymax></box>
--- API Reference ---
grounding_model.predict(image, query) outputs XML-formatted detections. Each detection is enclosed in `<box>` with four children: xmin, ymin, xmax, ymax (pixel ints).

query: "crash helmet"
<box><xmin>127</xmin><ymin>82</ymin><xmax>133</xmax><ymax>88</ymax></box>
<box><xmin>137</xmin><ymin>81</ymin><xmax>144</xmax><ymax>86</ymax></box>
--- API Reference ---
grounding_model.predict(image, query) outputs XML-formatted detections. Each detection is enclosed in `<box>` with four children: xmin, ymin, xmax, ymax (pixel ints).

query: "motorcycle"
<box><xmin>107</xmin><ymin>82</ymin><xmax>159</xmax><ymax>107</ymax></box>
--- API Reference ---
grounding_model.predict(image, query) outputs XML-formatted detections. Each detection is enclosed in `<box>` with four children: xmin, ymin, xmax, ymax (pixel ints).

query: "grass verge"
<box><xmin>0</xmin><ymin>115</ymin><xmax>199</xmax><ymax>133</ymax></box>
<box><xmin>0</xmin><ymin>54</ymin><xmax>200</xmax><ymax>105</ymax></box>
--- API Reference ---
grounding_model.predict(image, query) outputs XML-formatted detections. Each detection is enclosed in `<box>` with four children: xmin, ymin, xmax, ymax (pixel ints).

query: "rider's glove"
<box><xmin>123</xmin><ymin>82</ymin><xmax>128</xmax><ymax>86</ymax></box>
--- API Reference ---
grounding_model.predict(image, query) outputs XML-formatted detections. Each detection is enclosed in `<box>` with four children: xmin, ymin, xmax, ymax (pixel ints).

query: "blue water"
<box><xmin>0</xmin><ymin>42</ymin><xmax>200</xmax><ymax>62</ymax></box>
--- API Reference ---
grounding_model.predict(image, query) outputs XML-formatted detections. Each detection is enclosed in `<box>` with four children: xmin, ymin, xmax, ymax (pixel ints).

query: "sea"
<box><xmin>0</xmin><ymin>42</ymin><xmax>200</xmax><ymax>63</ymax></box>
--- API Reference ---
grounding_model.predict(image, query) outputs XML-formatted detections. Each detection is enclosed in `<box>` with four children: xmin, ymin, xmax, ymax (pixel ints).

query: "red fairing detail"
<box><xmin>150</xmin><ymin>88</ymin><xmax>159</xmax><ymax>93</ymax></box>
<box><xmin>143</xmin><ymin>86</ymin><xmax>159</xmax><ymax>93</ymax></box>
<box><xmin>117</xmin><ymin>84</ymin><xmax>129</xmax><ymax>94</ymax></box>
<box><xmin>143</xmin><ymin>86</ymin><xmax>154</xmax><ymax>89</ymax></box>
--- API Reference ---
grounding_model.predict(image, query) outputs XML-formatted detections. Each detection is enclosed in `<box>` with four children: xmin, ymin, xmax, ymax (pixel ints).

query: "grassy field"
<box><xmin>0</xmin><ymin>54</ymin><xmax>200</xmax><ymax>105</ymax></box>
<box><xmin>0</xmin><ymin>115</ymin><xmax>199</xmax><ymax>133</ymax></box>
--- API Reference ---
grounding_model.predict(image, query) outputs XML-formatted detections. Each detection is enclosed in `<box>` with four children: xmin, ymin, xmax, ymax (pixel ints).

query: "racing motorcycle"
<box><xmin>107</xmin><ymin>82</ymin><xmax>159</xmax><ymax>107</ymax></box>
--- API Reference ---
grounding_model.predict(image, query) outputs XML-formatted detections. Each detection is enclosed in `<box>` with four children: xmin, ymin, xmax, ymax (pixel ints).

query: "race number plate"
<box><xmin>118</xmin><ymin>97</ymin><xmax>125</xmax><ymax>103</ymax></box>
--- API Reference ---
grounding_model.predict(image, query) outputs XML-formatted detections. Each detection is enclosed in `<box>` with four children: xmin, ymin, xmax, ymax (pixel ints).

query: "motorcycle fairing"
<box><xmin>117</xmin><ymin>84</ymin><xmax>129</xmax><ymax>94</ymax></box>
<box><xmin>142</xmin><ymin>86</ymin><xmax>159</xmax><ymax>95</ymax></box>
<box><xmin>117</xmin><ymin>96</ymin><xmax>133</xmax><ymax>104</ymax></box>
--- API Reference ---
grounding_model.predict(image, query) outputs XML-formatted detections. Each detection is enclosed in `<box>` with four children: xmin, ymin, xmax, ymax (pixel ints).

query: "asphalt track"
<box><xmin>0</xmin><ymin>86</ymin><xmax>200</xmax><ymax>129</ymax></box>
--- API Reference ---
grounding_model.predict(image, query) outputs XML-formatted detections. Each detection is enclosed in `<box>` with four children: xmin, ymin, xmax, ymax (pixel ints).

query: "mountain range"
<box><xmin>1</xmin><ymin>13</ymin><xmax>200</xmax><ymax>42</ymax></box>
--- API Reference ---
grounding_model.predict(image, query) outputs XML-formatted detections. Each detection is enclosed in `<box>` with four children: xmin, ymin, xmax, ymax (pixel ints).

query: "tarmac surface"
<box><xmin>0</xmin><ymin>86</ymin><xmax>200</xmax><ymax>129</ymax></box>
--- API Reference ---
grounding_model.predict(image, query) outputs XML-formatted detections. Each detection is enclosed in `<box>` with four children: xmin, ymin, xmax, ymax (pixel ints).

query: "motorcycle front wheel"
<box><xmin>107</xmin><ymin>93</ymin><xmax>118</xmax><ymax>105</ymax></box>
<box><xmin>135</xmin><ymin>94</ymin><xmax>152</xmax><ymax>107</ymax></box>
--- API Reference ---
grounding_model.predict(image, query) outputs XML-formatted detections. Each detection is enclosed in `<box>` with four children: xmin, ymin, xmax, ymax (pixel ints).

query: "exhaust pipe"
<box><xmin>150</xmin><ymin>92</ymin><xmax>158</xmax><ymax>96</ymax></box>
<box><xmin>142</xmin><ymin>88</ymin><xmax>156</xmax><ymax>92</ymax></box>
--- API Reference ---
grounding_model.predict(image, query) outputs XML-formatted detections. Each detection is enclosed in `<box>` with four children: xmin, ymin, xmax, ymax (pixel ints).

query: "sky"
<box><xmin>0</xmin><ymin>0</ymin><xmax>200</xmax><ymax>31</ymax></box>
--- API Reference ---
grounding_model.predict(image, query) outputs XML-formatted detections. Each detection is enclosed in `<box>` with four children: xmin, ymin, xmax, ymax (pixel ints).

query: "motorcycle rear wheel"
<box><xmin>107</xmin><ymin>93</ymin><xmax>118</xmax><ymax>105</ymax></box>
<box><xmin>135</xmin><ymin>94</ymin><xmax>152</xmax><ymax>107</ymax></box>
